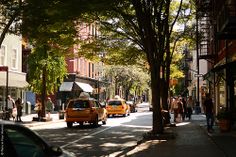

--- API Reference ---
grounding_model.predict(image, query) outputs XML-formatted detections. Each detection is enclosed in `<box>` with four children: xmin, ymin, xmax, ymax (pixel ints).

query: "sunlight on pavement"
<box><xmin>101</xmin><ymin>141</ymin><xmax>137</xmax><ymax>149</ymax></box>
<box><xmin>125</xmin><ymin>140</ymin><xmax>167</xmax><ymax>157</ymax></box>
<box><xmin>176</xmin><ymin>122</ymin><xmax>190</xmax><ymax>126</ymax></box>
<box><xmin>120</xmin><ymin>124</ymin><xmax>152</xmax><ymax>129</ymax></box>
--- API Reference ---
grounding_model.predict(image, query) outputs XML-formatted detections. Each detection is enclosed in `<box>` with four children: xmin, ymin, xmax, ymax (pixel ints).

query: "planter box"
<box><xmin>218</xmin><ymin>119</ymin><xmax>231</xmax><ymax>132</ymax></box>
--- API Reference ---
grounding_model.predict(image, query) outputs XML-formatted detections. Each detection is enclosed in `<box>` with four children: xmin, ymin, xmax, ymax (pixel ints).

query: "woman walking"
<box><xmin>15</xmin><ymin>98</ymin><xmax>23</xmax><ymax>122</ymax></box>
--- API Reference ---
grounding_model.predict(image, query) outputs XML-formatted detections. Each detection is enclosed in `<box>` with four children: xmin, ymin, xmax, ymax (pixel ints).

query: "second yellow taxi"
<box><xmin>106</xmin><ymin>95</ymin><xmax>130</xmax><ymax>117</ymax></box>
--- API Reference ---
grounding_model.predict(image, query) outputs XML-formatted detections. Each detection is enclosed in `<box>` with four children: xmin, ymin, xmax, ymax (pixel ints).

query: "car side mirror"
<box><xmin>48</xmin><ymin>146</ymin><xmax>63</xmax><ymax>156</ymax></box>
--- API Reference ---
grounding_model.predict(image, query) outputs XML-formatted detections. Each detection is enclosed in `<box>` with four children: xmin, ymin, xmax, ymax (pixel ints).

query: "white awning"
<box><xmin>59</xmin><ymin>82</ymin><xmax>74</xmax><ymax>91</ymax></box>
<box><xmin>75</xmin><ymin>82</ymin><xmax>93</xmax><ymax>93</ymax></box>
<box><xmin>0</xmin><ymin>79</ymin><xmax>28</xmax><ymax>88</ymax></box>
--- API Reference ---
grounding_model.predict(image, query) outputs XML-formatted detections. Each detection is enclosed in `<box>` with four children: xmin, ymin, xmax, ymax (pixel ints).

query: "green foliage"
<box><xmin>22</xmin><ymin>0</ymin><xmax>80</xmax><ymax>96</ymax></box>
<box><xmin>27</xmin><ymin>46</ymin><xmax>67</xmax><ymax>95</ymax></box>
<box><xmin>170</xmin><ymin>52</ymin><xmax>184</xmax><ymax>79</ymax></box>
<box><xmin>0</xmin><ymin>0</ymin><xmax>22</xmax><ymax>34</ymax></box>
<box><xmin>105</xmin><ymin>65</ymin><xmax>150</xmax><ymax>96</ymax></box>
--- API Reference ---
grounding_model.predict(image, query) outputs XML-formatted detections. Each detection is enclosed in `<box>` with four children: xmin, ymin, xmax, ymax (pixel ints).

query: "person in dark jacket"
<box><xmin>15</xmin><ymin>98</ymin><xmax>23</xmax><ymax>122</ymax></box>
<box><xmin>203</xmin><ymin>93</ymin><xmax>214</xmax><ymax>133</ymax></box>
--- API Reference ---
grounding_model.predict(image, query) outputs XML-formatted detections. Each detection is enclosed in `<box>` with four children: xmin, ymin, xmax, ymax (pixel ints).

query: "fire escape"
<box><xmin>194</xmin><ymin>0</ymin><xmax>215</xmax><ymax>108</ymax></box>
<box><xmin>196</xmin><ymin>0</ymin><xmax>215</xmax><ymax>63</ymax></box>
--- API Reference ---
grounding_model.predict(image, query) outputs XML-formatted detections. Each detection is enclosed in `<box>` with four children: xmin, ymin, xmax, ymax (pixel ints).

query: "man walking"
<box><xmin>7</xmin><ymin>95</ymin><xmax>15</xmax><ymax>120</ymax></box>
<box><xmin>203</xmin><ymin>93</ymin><xmax>214</xmax><ymax>133</ymax></box>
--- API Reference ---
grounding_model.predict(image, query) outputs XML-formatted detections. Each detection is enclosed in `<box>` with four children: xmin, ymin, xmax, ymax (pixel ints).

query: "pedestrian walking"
<box><xmin>15</xmin><ymin>97</ymin><xmax>23</xmax><ymax>122</ymax></box>
<box><xmin>203</xmin><ymin>93</ymin><xmax>214</xmax><ymax>133</ymax></box>
<box><xmin>7</xmin><ymin>95</ymin><xmax>15</xmax><ymax>120</ymax></box>
<box><xmin>177</xmin><ymin>97</ymin><xmax>184</xmax><ymax>122</ymax></box>
<box><xmin>35</xmin><ymin>98</ymin><xmax>42</xmax><ymax>121</ymax></box>
<box><xmin>171</xmin><ymin>97</ymin><xmax>179</xmax><ymax>122</ymax></box>
<box><xmin>182</xmin><ymin>97</ymin><xmax>187</xmax><ymax>121</ymax></box>
<box><xmin>186</xmin><ymin>96</ymin><xmax>194</xmax><ymax>120</ymax></box>
<box><xmin>46</xmin><ymin>97</ymin><xmax>54</xmax><ymax>119</ymax></box>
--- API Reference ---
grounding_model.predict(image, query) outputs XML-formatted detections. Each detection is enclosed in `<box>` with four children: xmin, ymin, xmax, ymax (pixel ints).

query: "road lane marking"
<box><xmin>61</xmin><ymin>126</ymin><xmax>113</xmax><ymax>148</ymax></box>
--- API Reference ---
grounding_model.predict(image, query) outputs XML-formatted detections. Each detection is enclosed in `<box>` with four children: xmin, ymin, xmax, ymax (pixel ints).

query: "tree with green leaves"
<box><xmin>22</xmin><ymin>0</ymin><xmax>119</xmax><ymax>118</ymax></box>
<box><xmin>22</xmin><ymin>0</ymin><xmax>78</xmax><ymax>118</ymax></box>
<box><xmin>77</xmin><ymin>0</ymin><xmax>195</xmax><ymax>134</ymax></box>
<box><xmin>0</xmin><ymin>0</ymin><xmax>23</xmax><ymax>46</ymax></box>
<box><xmin>105</xmin><ymin>65</ymin><xmax>150</xmax><ymax>100</ymax></box>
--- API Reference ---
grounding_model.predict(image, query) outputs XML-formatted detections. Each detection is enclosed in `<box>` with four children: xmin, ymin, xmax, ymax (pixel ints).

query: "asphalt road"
<box><xmin>32</xmin><ymin>104</ymin><xmax>153</xmax><ymax>157</ymax></box>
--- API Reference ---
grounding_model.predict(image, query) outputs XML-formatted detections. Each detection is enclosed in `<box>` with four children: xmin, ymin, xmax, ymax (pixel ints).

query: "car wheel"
<box><xmin>67</xmin><ymin>122</ymin><xmax>73</xmax><ymax>128</ymax></box>
<box><xmin>123</xmin><ymin>112</ymin><xmax>127</xmax><ymax>117</ymax></box>
<box><xmin>93</xmin><ymin>116</ymin><xmax>99</xmax><ymax>127</ymax></box>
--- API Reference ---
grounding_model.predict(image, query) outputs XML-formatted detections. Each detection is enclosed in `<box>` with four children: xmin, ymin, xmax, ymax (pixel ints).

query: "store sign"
<box><xmin>0</xmin><ymin>66</ymin><xmax>8</xmax><ymax>71</ymax></box>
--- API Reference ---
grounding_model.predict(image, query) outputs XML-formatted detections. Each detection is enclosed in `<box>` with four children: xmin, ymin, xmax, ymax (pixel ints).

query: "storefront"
<box><xmin>212</xmin><ymin>59</ymin><xmax>236</xmax><ymax>117</ymax></box>
<box><xmin>0</xmin><ymin>71</ymin><xmax>28</xmax><ymax>112</ymax></box>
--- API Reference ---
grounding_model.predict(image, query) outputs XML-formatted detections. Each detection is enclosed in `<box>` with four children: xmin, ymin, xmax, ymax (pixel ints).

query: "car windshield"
<box><xmin>68</xmin><ymin>100</ymin><xmax>90</xmax><ymax>108</ymax></box>
<box><xmin>108</xmin><ymin>100</ymin><xmax>122</xmax><ymax>106</ymax></box>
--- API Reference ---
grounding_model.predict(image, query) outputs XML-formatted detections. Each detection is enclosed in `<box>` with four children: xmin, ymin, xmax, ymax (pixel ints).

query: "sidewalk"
<box><xmin>127</xmin><ymin>114</ymin><xmax>236</xmax><ymax>157</ymax></box>
<box><xmin>19</xmin><ymin>111</ymin><xmax>64</xmax><ymax>128</ymax></box>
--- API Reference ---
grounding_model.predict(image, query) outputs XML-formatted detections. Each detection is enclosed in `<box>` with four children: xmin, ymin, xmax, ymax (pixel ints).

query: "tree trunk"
<box><xmin>150</xmin><ymin>63</ymin><xmax>163</xmax><ymax>134</ymax></box>
<box><xmin>162</xmin><ymin>79</ymin><xmax>171</xmax><ymax>124</ymax></box>
<box><xmin>41</xmin><ymin>46</ymin><xmax>47</xmax><ymax>118</ymax></box>
<box><xmin>41</xmin><ymin>66</ymin><xmax>46</xmax><ymax>118</ymax></box>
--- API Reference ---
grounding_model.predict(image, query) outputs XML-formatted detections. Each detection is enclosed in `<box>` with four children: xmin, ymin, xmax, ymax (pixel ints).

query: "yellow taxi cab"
<box><xmin>106</xmin><ymin>95</ymin><xmax>130</xmax><ymax>117</ymax></box>
<box><xmin>65</xmin><ymin>92</ymin><xmax>107</xmax><ymax>128</ymax></box>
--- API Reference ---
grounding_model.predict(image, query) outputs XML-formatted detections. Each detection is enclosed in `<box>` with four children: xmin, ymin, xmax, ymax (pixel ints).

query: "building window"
<box><xmin>89</xmin><ymin>63</ymin><xmax>91</xmax><ymax>77</ymax></box>
<box><xmin>84</xmin><ymin>60</ymin><xmax>87</xmax><ymax>76</ymax></box>
<box><xmin>219</xmin><ymin>77</ymin><xmax>226</xmax><ymax>108</ymax></box>
<box><xmin>92</xmin><ymin>63</ymin><xmax>94</xmax><ymax>78</ymax></box>
<box><xmin>0</xmin><ymin>45</ymin><xmax>6</xmax><ymax>65</ymax></box>
<box><xmin>11</xmin><ymin>49</ymin><xmax>18</xmax><ymax>69</ymax></box>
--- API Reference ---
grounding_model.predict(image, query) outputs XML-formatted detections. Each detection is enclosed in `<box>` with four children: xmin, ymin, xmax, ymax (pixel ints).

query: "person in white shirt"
<box><xmin>7</xmin><ymin>95</ymin><xmax>15</xmax><ymax>110</ymax></box>
<box><xmin>7</xmin><ymin>95</ymin><xmax>15</xmax><ymax>120</ymax></box>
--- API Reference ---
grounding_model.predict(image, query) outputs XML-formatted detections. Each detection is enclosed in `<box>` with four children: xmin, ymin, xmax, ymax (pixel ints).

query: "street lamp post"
<box><xmin>196</xmin><ymin>9</ymin><xmax>201</xmax><ymax>114</ymax></box>
<box><xmin>97</xmin><ymin>77</ymin><xmax>100</xmax><ymax>101</ymax></box>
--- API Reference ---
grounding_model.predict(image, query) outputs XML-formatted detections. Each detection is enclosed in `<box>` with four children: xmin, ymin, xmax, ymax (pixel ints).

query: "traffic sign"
<box><xmin>194</xmin><ymin>74</ymin><xmax>203</xmax><ymax>77</ymax></box>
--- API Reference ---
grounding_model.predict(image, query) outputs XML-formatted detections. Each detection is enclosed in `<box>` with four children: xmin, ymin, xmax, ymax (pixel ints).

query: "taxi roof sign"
<box><xmin>114</xmin><ymin>95</ymin><xmax>121</xmax><ymax>99</ymax></box>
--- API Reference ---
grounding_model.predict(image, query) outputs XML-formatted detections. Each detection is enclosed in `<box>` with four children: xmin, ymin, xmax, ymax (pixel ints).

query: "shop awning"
<box><xmin>212</xmin><ymin>60</ymin><xmax>236</xmax><ymax>73</ymax></box>
<box><xmin>75</xmin><ymin>82</ymin><xmax>93</xmax><ymax>93</ymax></box>
<box><xmin>59</xmin><ymin>82</ymin><xmax>74</xmax><ymax>91</ymax></box>
<box><xmin>0</xmin><ymin>79</ymin><xmax>28</xmax><ymax>88</ymax></box>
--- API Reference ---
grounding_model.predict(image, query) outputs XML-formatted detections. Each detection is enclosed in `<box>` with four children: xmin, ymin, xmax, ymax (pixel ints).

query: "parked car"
<box><xmin>126</xmin><ymin>101</ymin><xmax>137</xmax><ymax>113</ymax></box>
<box><xmin>0</xmin><ymin>120</ymin><xmax>74</xmax><ymax>157</ymax></box>
<box><xmin>106</xmin><ymin>95</ymin><xmax>130</xmax><ymax>117</ymax></box>
<box><xmin>65</xmin><ymin>92</ymin><xmax>107</xmax><ymax>128</ymax></box>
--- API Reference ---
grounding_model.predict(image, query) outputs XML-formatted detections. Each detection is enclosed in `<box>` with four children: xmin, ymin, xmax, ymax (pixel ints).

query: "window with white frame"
<box><xmin>0</xmin><ymin>45</ymin><xmax>6</xmax><ymax>65</ymax></box>
<box><xmin>11</xmin><ymin>49</ymin><xmax>17</xmax><ymax>69</ymax></box>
